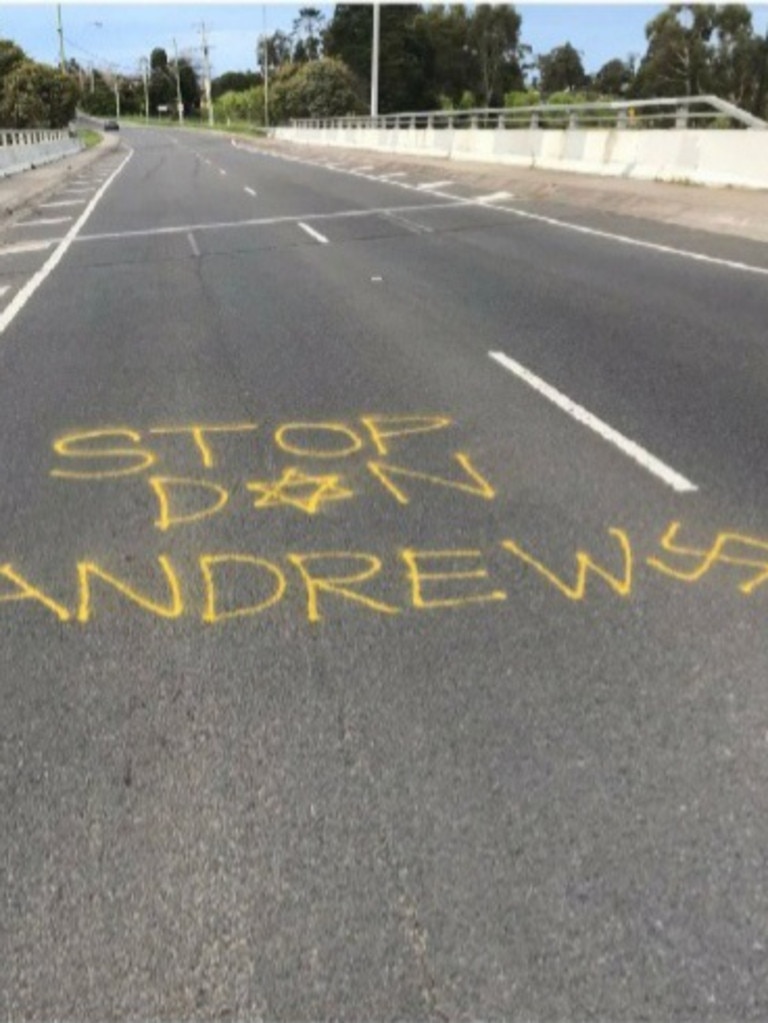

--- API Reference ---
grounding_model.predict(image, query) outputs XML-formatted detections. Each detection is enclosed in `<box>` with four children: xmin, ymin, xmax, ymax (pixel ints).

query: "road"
<box><xmin>3</xmin><ymin>126</ymin><xmax>768</xmax><ymax>1021</ymax></box>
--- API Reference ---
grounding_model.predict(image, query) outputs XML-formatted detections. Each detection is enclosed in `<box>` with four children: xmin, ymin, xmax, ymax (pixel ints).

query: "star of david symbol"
<box><xmin>246</xmin><ymin>467</ymin><xmax>354</xmax><ymax>515</ymax></box>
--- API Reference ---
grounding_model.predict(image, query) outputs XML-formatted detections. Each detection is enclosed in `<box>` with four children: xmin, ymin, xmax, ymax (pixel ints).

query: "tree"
<box><xmin>323</xmin><ymin>4</ymin><xmax>437</xmax><ymax>112</ymax></box>
<box><xmin>211</xmin><ymin>71</ymin><xmax>261</xmax><ymax>100</ymax></box>
<box><xmin>293</xmin><ymin>7</ymin><xmax>325</xmax><ymax>61</ymax></box>
<box><xmin>270</xmin><ymin>57</ymin><xmax>366</xmax><ymax>121</ymax></box>
<box><xmin>633</xmin><ymin>5</ymin><xmax>717</xmax><ymax>97</ymax></box>
<box><xmin>537</xmin><ymin>42</ymin><xmax>588</xmax><ymax>95</ymax></box>
<box><xmin>0</xmin><ymin>59</ymin><xmax>79</xmax><ymax>128</ymax></box>
<box><xmin>0</xmin><ymin>39</ymin><xmax>26</xmax><ymax>79</ymax></box>
<box><xmin>468</xmin><ymin>4</ymin><xmax>523</xmax><ymax>106</ymax></box>
<box><xmin>594</xmin><ymin>57</ymin><xmax>635</xmax><ymax>96</ymax></box>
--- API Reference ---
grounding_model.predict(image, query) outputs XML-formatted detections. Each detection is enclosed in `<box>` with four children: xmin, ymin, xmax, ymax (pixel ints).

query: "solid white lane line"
<box><xmin>417</xmin><ymin>180</ymin><xmax>453</xmax><ymax>190</ymax></box>
<box><xmin>476</xmin><ymin>191</ymin><xmax>514</xmax><ymax>202</ymax></box>
<box><xmin>187</xmin><ymin>231</ymin><xmax>200</xmax><ymax>256</ymax></box>
<box><xmin>0</xmin><ymin>147</ymin><xmax>133</xmax><ymax>338</ymax></box>
<box><xmin>498</xmin><ymin>206</ymin><xmax>768</xmax><ymax>277</ymax></box>
<box><xmin>378</xmin><ymin>171</ymin><xmax>407</xmax><ymax>179</ymax></box>
<box><xmin>0</xmin><ymin>239</ymin><xmax>57</xmax><ymax>255</ymax></box>
<box><xmin>39</xmin><ymin>199</ymin><xmax>87</xmax><ymax>208</ymax></box>
<box><xmin>12</xmin><ymin>216</ymin><xmax>72</xmax><ymax>227</ymax></box>
<box><xmin>244</xmin><ymin>186</ymin><xmax>257</xmax><ymax>196</ymax></box>
<box><xmin>489</xmin><ymin>351</ymin><xmax>697</xmax><ymax>493</ymax></box>
<box><xmin>298</xmin><ymin>222</ymin><xmax>329</xmax><ymax>244</ymax></box>
<box><xmin>256</xmin><ymin>149</ymin><xmax>768</xmax><ymax>277</ymax></box>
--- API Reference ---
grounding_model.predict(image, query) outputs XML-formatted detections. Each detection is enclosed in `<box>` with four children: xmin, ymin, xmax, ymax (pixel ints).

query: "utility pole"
<box><xmin>140</xmin><ymin>57</ymin><xmax>150</xmax><ymax>121</ymax></box>
<box><xmin>371</xmin><ymin>2</ymin><xmax>380</xmax><ymax>118</ymax></box>
<box><xmin>172</xmin><ymin>38</ymin><xmax>184</xmax><ymax>123</ymax></box>
<box><xmin>56</xmin><ymin>4</ymin><xmax>66</xmax><ymax>71</ymax></box>
<box><xmin>113</xmin><ymin>74</ymin><xmax>120</xmax><ymax>118</ymax></box>
<box><xmin>197</xmin><ymin>22</ymin><xmax>214</xmax><ymax>126</ymax></box>
<box><xmin>89</xmin><ymin>63</ymin><xmax>95</xmax><ymax>93</ymax></box>
<box><xmin>261</xmin><ymin>5</ymin><xmax>269</xmax><ymax>129</ymax></box>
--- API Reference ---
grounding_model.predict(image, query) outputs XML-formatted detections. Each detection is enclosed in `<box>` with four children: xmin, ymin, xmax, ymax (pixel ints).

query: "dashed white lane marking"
<box><xmin>39</xmin><ymin>199</ymin><xmax>87</xmax><ymax>209</ymax></box>
<box><xmin>489</xmin><ymin>350</ymin><xmax>698</xmax><ymax>493</ymax></box>
<box><xmin>0</xmin><ymin>285</ymin><xmax>10</xmax><ymax>297</ymax></box>
<box><xmin>12</xmin><ymin>216</ymin><xmax>72</xmax><ymax>228</ymax></box>
<box><xmin>417</xmin><ymin>180</ymin><xmax>453</xmax><ymax>190</ymax></box>
<box><xmin>244</xmin><ymin>186</ymin><xmax>257</xmax><ymax>197</ymax></box>
<box><xmin>0</xmin><ymin>147</ymin><xmax>133</xmax><ymax>338</ymax></box>
<box><xmin>476</xmin><ymin>191</ymin><xmax>514</xmax><ymax>202</ymax></box>
<box><xmin>0</xmin><ymin>239</ymin><xmax>57</xmax><ymax>255</ymax></box>
<box><xmin>298</xmin><ymin>222</ymin><xmax>329</xmax><ymax>245</ymax></box>
<box><xmin>187</xmin><ymin>231</ymin><xmax>200</xmax><ymax>256</ymax></box>
<box><xmin>219</xmin><ymin>168</ymin><xmax>227</xmax><ymax>176</ymax></box>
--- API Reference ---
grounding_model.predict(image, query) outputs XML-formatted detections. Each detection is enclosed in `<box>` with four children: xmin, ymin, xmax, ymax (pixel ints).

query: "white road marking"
<box><xmin>12</xmin><ymin>216</ymin><xmax>72</xmax><ymax>227</ymax></box>
<box><xmin>476</xmin><ymin>191</ymin><xmax>514</xmax><ymax>202</ymax></box>
<box><xmin>489</xmin><ymin>350</ymin><xmax>698</xmax><ymax>493</ymax></box>
<box><xmin>380</xmin><ymin>211</ymin><xmax>433</xmax><ymax>234</ymax></box>
<box><xmin>378</xmin><ymin>171</ymin><xmax>407</xmax><ymax>179</ymax></box>
<box><xmin>298</xmin><ymin>222</ymin><xmax>329</xmax><ymax>244</ymax></box>
<box><xmin>187</xmin><ymin>231</ymin><xmax>200</xmax><ymax>256</ymax></box>
<box><xmin>0</xmin><ymin>239</ymin><xmax>57</xmax><ymax>255</ymax></box>
<box><xmin>0</xmin><ymin>148</ymin><xmax>133</xmax><ymax>338</ymax></box>
<box><xmin>0</xmin><ymin>285</ymin><xmax>10</xmax><ymax>297</ymax></box>
<box><xmin>77</xmin><ymin>201</ymin><xmax>462</xmax><ymax>243</ymax></box>
<box><xmin>254</xmin><ymin>148</ymin><xmax>768</xmax><ymax>277</ymax></box>
<box><xmin>417</xmin><ymin>180</ymin><xmax>453</xmax><ymax>190</ymax></box>
<box><xmin>39</xmin><ymin>199</ymin><xmax>87</xmax><ymax>208</ymax></box>
<box><xmin>498</xmin><ymin>205</ymin><xmax>768</xmax><ymax>277</ymax></box>
<box><xmin>244</xmin><ymin>186</ymin><xmax>257</xmax><ymax>196</ymax></box>
<box><xmin>219</xmin><ymin>168</ymin><xmax>227</xmax><ymax>176</ymax></box>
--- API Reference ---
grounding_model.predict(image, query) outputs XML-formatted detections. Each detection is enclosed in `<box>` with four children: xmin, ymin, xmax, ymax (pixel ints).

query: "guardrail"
<box><xmin>0</xmin><ymin>128</ymin><xmax>74</xmax><ymax>147</ymax></box>
<box><xmin>292</xmin><ymin>95</ymin><xmax>767</xmax><ymax>132</ymax></box>
<box><xmin>0</xmin><ymin>126</ymin><xmax>82</xmax><ymax>178</ymax></box>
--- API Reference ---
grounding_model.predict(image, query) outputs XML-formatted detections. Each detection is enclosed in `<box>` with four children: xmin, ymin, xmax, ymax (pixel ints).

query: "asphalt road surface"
<box><xmin>3</xmin><ymin>126</ymin><xmax>768</xmax><ymax>1021</ymax></box>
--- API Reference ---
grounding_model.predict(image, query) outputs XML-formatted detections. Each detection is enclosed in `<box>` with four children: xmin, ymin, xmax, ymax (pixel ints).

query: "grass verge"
<box><xmin>78</xmin><ymin>128</ymin><xmax>102</xmax><ymax>149</ymax></box>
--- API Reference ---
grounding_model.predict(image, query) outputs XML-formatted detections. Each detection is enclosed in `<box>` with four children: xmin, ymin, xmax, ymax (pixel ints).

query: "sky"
<box><xmin>3</xmin><ymin>3</ymin><xmax>768</xmax><ymax>79</ymax></box>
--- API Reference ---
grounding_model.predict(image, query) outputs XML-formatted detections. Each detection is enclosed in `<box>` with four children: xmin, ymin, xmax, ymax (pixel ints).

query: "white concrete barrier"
<box><xmin>0</xmin><ymin>129</ymin><xmax>83</xmax><ymax>178</ymax></box>
<box><xmin>275</xmin><ymin>124</ymin><xmax>768</xmax><ymax>190</ymax></box>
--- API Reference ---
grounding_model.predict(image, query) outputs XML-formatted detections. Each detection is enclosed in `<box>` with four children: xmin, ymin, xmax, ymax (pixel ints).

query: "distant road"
<box><xmin>3</xmin><ymin>125</ymin><xmax>768</xmax><ymax>1021</ymax></box>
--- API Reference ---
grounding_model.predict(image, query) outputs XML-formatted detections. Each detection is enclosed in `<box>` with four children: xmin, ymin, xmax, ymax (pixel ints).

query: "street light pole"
<box><xmin>262</xmin><ymin>5</ymin><xmax>269</xmax><ymax>129</ymax></box>
<box><xmin>199</xmin><ymin>21</ymin><xmax>214</xmax><ymax>126</ymax></box>
<box><xmin>172</xmin><ymin>38</ymin><xmax>184</xmax><ymax>123</ymax></box>
<box><xmin>56</xmin><ymin>4</ymin><xmax>67</xmax><ymax>71</ymax></box>
<box><xmin>140</xmin><ymin>57</ymin><xmax>150</xmax><ymax>121</ymax></box>
<box><xmin>371</xmin><ymin>3</ymin><xmax>380</xmax><ymax>118</ymax></box>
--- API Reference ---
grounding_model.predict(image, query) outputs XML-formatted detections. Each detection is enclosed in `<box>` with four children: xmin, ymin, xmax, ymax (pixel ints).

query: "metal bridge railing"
<box><xmin>291</xmin><ymin>95</ymin><xmax>767</xmax><ymax>132</ymax></box>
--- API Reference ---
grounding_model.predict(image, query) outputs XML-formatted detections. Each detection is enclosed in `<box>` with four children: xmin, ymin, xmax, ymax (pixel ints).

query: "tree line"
<box><xmin>2</xmin><ymin>4</ymin><xmax>767</xmax><ymax>129</ymax></box>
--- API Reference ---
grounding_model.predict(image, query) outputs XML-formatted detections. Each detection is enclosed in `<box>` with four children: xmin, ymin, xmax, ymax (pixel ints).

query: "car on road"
<box><xmin>103</xmin><ymin>120</ymin><xmax>119</xmax><ymax>131</ymax></box>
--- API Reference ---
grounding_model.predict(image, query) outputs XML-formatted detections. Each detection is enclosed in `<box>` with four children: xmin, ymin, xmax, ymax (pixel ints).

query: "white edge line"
<box><xmin>489</xmin><ymin>350</ymin><xmax>698</xmax><ymax>493</ymax></box>
<box><xmin>0</xmin><ymin>146</ymin><xmax>134</xmax><ymax>338</ymax></box>
<box><xmin>249</xmin><ymin>148</ymin><xmax>768</xmax><ymax>277</ymax></box>
<box><xmin>298</xmin><ymin>221</ymin><xmax>329</xmax><ymax>245</ymax></box>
